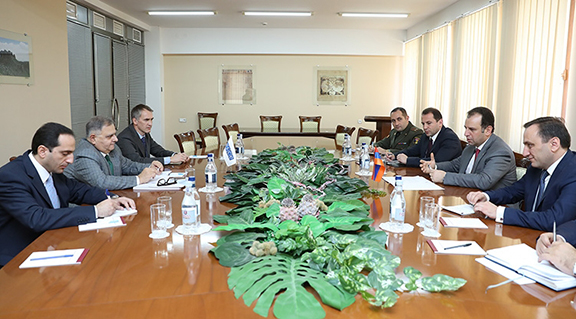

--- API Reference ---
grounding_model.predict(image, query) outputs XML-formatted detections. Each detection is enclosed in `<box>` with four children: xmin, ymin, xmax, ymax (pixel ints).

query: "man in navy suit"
<box><xmin>388</xmin><ymin>107</ymin><xmax>462</xmax><ymax>167</ymax></box>
<box><xmin>0</xmin><ymin>123</ymin><xmax>135</xmax><ymax>267</ymax></box>
<box><xmin>117</xmin><ymin>104</ymin><xmax>188</xmax><ymax>164</ymax></box>
<box><xmin>468</xmin><ymin>117</ymin><xmax>576</xmax><ymax>231</ymax></box>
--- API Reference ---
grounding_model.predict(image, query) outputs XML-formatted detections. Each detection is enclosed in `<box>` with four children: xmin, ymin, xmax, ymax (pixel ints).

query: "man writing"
<box><xmin>373</xmin><ymin>107</ymin><xmax>423</xmax><ymax>154</ymax></box>
<box><xmin>117</xmin><ymin>104</ymin><xmax>188</xmax><ymax>164</ymax></box>
<box><xmin>420</xmin><ymin>107</ymin><xmax>516</xmax><ymax>191</ymax></box>
<box><xmin>64</xmin><ymin>116</ymin><xmax>162</xmax><ymax>190</ymax></box>
<box><xmin>0</xmin><ymin>123</ymin><xmax>135</xmax><ymax>267</ymax></box>
<box><xmin>387</xmin><ymin>107</ymin><xmax>462</xmax><ymax>167</ymax></box>
<box><xmin>468</xmin><ymin>117</ymin><xmax>576</xmax><ymax>231</ymax></box>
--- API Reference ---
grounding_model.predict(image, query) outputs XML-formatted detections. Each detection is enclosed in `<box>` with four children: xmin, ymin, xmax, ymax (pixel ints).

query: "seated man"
<box><xmin>373</xmin><ymin>107</ymin><xmax>423</xmax><ymax>154</ymax></box>
<box><xmin>117</xmin><ymin>104</ymin><xmax>188</xmax><ymax>164</ymax></box>
<box><xmin>64</xmin><ymin>116</ymin><xmax>162</xmax><ymax>190</ymax></box>
<box><xmin>420</xmin><ymin>107</ymin><xmax>516</xmax><ymax>191</ymax></box>
<box><xmin>468</xmin><ymin>117</ymin><xmax>576</xmax><ymax>231</ymax></box>
<box><xmin>0</xmin><ymin>123</ymin><xmax>134</xmax><ymax>266</ymax></box>
<box><xmin>387</xmin><ymin>107</ymin><xmax>462</xmax><ymax>167</ymax></box>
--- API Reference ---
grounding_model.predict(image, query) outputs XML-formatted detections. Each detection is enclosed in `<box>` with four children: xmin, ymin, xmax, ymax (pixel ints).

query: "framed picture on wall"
<box><xmin>218</xmin><ymin>65</ymin><xmax>256</xmax><ymax>105</ymax></box>
<box><xmin>314</xmin><ymin>66</ymin><xmax>350</xmax><ymax>106</ymax></box>
<box><xmin>0</xmin><ymin>29</ymin><xmax>33</xmax><ymax>85</ymax></box>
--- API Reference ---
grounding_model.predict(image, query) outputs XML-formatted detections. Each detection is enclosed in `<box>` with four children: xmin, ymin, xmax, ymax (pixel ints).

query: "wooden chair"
<box><xmin>197</xmin><ymin>127</ymin><xmax>221</xmax><ymax>149</ymax></box>
<box><xmin>299</xmin><ymin>116</ymin><xmax>321</xmax><ymax>132</ymax></box>
<box><xmin>222</xmin><ymin>123</ymin><xmax>240</xmax><ymax>144</ymax></box>
<box><xmin>334</xmin><ymin>125</ymin><xmax>356</xmax><ymax>149</ymax></box>
<box><xmin>173</xmin><ymin>130</ymin><xmax>196</xmax><ymax>156</ymax></box>
<box><xmin>198</xmin><ymin>112</ymin><xmax>218</xmax><ymax>130</ymax></box>
<box><xmin>356</xmin><ymin>127</ymin><xmax>379</xmax><ymax>146</ymax></box>
<box><xmin>9</xmin><ymin>156</ymin><xmax>17</xmax><ymax>162</ymax></box>
<box><xmin>259</xmin><ymin>115</ymin><xmax>282</xmax><ymax>132</ymax></box>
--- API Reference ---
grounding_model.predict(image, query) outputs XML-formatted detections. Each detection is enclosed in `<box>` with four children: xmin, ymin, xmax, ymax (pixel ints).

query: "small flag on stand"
<box><xmin>223</xmin><ymin>136</ymin><xmax>237</xmax><ymax>166</ymax></box>
<box><xmin>372</xmin><ymin>148</ymin><xmax>385</xmax><ymax>182</ymax></box>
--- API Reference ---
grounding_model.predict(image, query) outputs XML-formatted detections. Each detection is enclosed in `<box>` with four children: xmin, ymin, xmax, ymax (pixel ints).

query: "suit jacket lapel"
<box><xmin>130</xmin><ymin>125</ymin><xmax>147</xmax><ymax>157</ymax></box>
<box><xmin>538</xmin><ymin>151</ymin><xmax>573</xmax><ymax>208</ymax></box>
<box><xmin>23</xmin><ymin>152</ymin><xmax>53</xmax><ymax>207</ymax></box>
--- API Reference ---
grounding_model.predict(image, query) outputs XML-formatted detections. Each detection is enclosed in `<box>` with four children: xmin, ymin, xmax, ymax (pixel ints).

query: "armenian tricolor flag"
<box><xmin>372</xmin><ymin>148</ymin><xmax>385</xmax><ymax>182</ymax></box>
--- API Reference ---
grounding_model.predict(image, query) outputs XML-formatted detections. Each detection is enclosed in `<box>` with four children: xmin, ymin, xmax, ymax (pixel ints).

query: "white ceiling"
<box><xmin>96</xmin><ymin>0</ymin><xmax>459</xmax><ymax>30</ymax></box>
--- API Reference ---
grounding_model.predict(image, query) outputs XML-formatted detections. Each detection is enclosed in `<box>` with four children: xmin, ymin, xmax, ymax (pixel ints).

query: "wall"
<box><xmin>0</xmin><ymin>0</ymin><xmax>71</xmax><ymax>163</ymax></box>
<box><xmin>162</xmin><ymin>54</ymin><xmax>403</xmax><ymax>152</ymax></box>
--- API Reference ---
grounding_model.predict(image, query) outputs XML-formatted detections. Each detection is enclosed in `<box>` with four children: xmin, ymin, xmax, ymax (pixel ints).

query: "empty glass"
<box><xmin>422</xmin><ymin>203</ymin><xmax>441</xmax><ymax>237</ymax></box>
<box><xmin>418</xmin><ymin>196</ymin><xmax>435</xmax><ymax>227</ymax></box>
<box><xmin>149</xmin><ymin>203</ymin><xmax>169</xmax><ymax>239</ymax></box>
<box><xmin>157</xmin><ymin>196</ymin><xmax>174</xmax><ymax>229</ymax></box>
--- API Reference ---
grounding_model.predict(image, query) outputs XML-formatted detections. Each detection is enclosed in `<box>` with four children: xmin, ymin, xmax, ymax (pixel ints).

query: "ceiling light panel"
<box><xmin>243</xmin><ymin>11</ymin><xmax>313</xmax><ymax>17</ymax></box>
<box><xmin>148</xmin><ymin>11</ymin><xmax>216</xmax><ymax>16</ymax></box>
<box><xmin>339</xmin><ymin>13</ymin><xmax>409</xmax><ymax>18</ymax></box>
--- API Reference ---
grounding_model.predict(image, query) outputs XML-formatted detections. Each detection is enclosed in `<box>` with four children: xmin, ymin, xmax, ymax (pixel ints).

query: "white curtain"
<box><xmin>451</xmin><ymin>3</ymin><xmax>499</xmax><ymax>137</ymax></box>
<box><xmin>404</xmin><ymin>0</ymin><xmax>571</xmax><ymax>152</ymax></box>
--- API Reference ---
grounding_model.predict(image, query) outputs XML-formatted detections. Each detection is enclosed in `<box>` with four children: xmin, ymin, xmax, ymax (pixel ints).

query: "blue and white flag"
<box><xmin>224</xmin><ymin>136</ymin><xmax>237</xmax><ymax>166</ymax></box>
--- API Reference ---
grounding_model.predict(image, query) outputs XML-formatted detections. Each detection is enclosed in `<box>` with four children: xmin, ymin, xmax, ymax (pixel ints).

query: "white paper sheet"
<box><xmin>383</xmin><ymin>176</ymin><xmax>444</xmax><ymax>191</ymax></box>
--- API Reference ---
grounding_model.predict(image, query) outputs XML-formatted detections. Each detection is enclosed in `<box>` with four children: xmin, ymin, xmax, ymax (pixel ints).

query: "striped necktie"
<box><xmin>45</xmin><ymin>175</ymin><xmax>60</xmax><ymax>209</ymax></box>
<box><xmin>533</xmin><ymin>170</ymin><xmax>549</xmax><ymax>211</ymax></box>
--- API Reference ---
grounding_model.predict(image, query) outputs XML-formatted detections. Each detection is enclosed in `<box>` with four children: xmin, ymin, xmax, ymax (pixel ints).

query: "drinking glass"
<box><xmin>149</xmin><ymin>203</ymin><xmax>169</xmax><ymax>239</ymax></box>
<box><xmin>419</xmin><ymin>197</ymin><xmax>435</xmax><ymax>227</ymax></box>
<box><xmin>157</xmin><ymin>196</ymin><xmax>174</xmax><ymax>229</ymax></box>
<box><xmin>422</xmin><ymin>203</ymin><xmax>441</xmax><ymax>237</ymax></box>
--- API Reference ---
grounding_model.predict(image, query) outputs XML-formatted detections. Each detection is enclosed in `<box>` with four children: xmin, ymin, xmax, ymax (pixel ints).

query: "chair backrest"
<box><xmin>334</xmin><ymin>125</ymin><xmax>356</xmax><ymax>149</ymax></box>
<box><xmin>299</xmin><ymin>116</ymin><xmax>321</xmax><ymax>132</ymax></box>
<box><xmin>9</xmin><ymin>156</ymin><xmax>17</xmax><ymax>162</ymax></box>
<box><xmin>222</xmin><ymin>123</ymin><xmax>240</xmax><ymax>144</ymax></box>
<box><xmin>259</xmin><ymin>115</ymin><xmax>282</xmax><ymax>132</ymax></box>
<box><xmin>356</xmin><ymin>127</ymin><xmax>379</xmax><ymax>146</ymax></box>
<box><xmin>173</xmin><ymin>131</ymin><xmax>196</xmax><ymax>155</ymax></box>
<box><xmin>198</xmin><ymin>112</ymin><xmax>218</xmax><ymax>130</ymax></box>
<box><xmin>197</xmin><ymin>127</ymin><xmax>220</xmax><ymax>149</ymax></box>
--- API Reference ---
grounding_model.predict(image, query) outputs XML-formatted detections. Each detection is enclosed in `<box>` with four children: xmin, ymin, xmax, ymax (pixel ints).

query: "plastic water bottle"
<box><xmin>390</xmin><ymin>175</ymin><xmax>406</xmax><ymax>227</ymax></box>
<box><xmin>235</xmin><ymin>133</ymin><xmax>245</xmax><ymax>158</ymax></box>
<box><xmin>343</xmin><ymin>134</ymin><xmax>352</xmax><ymax>159</ymax></box>
<box><xmin>205</xmin><ymin>153</ymin><xmax>217</xmax><ymax>191</ymax></box>
<box><xmin>360</xmin><ymin>142</ymin><xmax>370</xmax><ymax>173</ymax></box>
<box><xmin>182</xmin><ymin>184</ymin><xmax>200</xmax><ymax>231</ymax></box>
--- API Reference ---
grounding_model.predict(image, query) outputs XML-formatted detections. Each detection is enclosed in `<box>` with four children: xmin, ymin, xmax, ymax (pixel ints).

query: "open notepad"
<box><xmin>480</xmin><ymin>244</ymin><xmax>576</xmax><ymax>291</ymax></box>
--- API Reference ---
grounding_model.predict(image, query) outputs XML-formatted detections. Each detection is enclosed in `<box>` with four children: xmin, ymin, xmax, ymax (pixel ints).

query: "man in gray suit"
<box><xmin>64</xmin><ymin>116</ymin><xmax>162</xmax><ymax>190</ymax></box>
<box><xmin>420</xmin><ymin>107</ymin><xmax>516</xmax><ymax>191</ymax></box>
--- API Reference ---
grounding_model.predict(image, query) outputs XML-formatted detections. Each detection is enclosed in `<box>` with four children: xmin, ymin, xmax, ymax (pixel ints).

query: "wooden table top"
<box><xmin>1</xmin><ymin>147</ymin><xmax>575</xmax><ymax>319</ymax></box>
<box><xmin>240</xmin><ymin>128</ymin><xmax>336</xmax><ymax>138</ymax></box>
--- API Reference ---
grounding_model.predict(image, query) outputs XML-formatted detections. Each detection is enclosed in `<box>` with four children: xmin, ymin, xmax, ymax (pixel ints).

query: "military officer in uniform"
<box><xmin>373</xmin><ymin>107</ymin><xmax>423</xmax><ymax>154</ymax></box>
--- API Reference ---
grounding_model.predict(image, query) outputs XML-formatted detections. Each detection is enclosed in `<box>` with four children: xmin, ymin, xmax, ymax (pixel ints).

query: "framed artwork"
<box><xmin>314</xmin><ymin>66</ymin><xmax>350</xmax><ymax>105</ymax></box>
<box><xmin>218</xmin><ymin>65</ymin><xmax>256</xmax><ymax>105</ymax></box>
<box><xmin>0</xmin><ymin>29</ymin><xmax>33</xmax><ymax>85</ymax></box>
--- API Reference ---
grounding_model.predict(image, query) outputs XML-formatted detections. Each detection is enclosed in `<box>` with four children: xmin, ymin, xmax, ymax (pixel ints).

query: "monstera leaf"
<box><xmin>228</xmin><ymin>254</ymin><xmax>355</xmax><ymax>319</ymax></box>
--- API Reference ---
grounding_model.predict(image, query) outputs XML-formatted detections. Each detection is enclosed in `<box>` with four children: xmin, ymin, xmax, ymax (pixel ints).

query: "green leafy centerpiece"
<box><xmin>211</xmin><ymin>146</ymin><xmax>465</xmax><ymax>319</ymax></box>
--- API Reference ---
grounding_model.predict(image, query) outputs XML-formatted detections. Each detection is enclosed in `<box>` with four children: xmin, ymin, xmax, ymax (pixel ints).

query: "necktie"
<box><xmin>426</xmin><ymin>139</ymin><xmax>433</xmax><ymax>156</ymax></box>
<box><xmin>45</xmin><ymin>175</ymin><xmax>60</xmax><ymax>209</ymax></box>
<box><xmin>105</xmin><ymin>154</ymin><xmax>115</xmax><ymax>175</ymax></box>
<box><xmin>474</xmin><ymin>148</ymin><xmax>480</xmax><ymax>160</ymax></box>
<box><xmin>141</xmin><ymin>136</ymin><xmax>148</xmax><ymax>157</ymax></box>
<box><xmin>534</xmin><ymin>170</ymin><xmax>549</xmax><ymax>210</ymax></box>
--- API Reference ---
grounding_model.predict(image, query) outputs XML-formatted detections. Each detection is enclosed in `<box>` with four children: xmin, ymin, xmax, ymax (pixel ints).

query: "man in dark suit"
<box><xmin>117</xmin><ymin>104</ymin><xmax>188</xmax><ymax>164</ymax></box>
<box><xmin>0</xmin><ymin>123</ymin><xmax>135</xmax><ymax>267</ymax></box>
<box><xmin>468</xmin><ymin>117</ymin><xmax>576</xmax><ymax>231</ymax></box>
<box><xmin>388</xmin><ymin>107</ymin><xmax>462</xmax><ymax>167</ymax></box>
<box><xmin>420</xmin><ymin>107</ymin><xmax>516</xmax><ymax>191</ymax></box>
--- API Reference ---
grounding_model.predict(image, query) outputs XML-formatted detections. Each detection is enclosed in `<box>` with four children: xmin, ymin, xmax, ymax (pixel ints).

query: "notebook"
<box><xmin>481</xmin><ymin>243</ymin><xmax>576</xmax><ymax>291</ymax></box>
<box><xmin>19</xmin><ymin>248</ymin><xmax>89</xmax><ymax>269</ymax></box>
<box><xmin>427</xmin><ymin>240</ymin><xmax>487</xmax><ymax>255</ymax></box>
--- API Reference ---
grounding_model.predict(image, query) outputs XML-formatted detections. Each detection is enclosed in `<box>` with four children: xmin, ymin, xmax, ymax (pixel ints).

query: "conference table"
<box><xmin>1</xmin><ymin>140</ymin><xmax>575</xmax><ymax>319</ymax></box>
<box><xmin>240</xmin><ymin>128</ymin><xmax>337</xmax><ymax>138</ymax></box>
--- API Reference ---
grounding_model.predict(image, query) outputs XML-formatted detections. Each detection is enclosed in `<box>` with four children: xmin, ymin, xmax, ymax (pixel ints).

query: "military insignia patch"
<box><xmin>414</xmin><ymin>136</ymin><xmax>421</xmax><ymax>144</ymax></box>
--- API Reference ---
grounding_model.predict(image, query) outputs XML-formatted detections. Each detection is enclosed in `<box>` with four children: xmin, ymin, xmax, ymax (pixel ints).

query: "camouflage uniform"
<box><xmin>374</xmin><ymin>121</ymin><xmax>423</xmax><ymax>153</ymax></box>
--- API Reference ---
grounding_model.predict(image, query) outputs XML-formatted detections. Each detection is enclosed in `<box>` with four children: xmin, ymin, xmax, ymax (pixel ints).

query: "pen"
<box><xmin>30</xmin><ymin>254</ymin><xmax>74</xmax><ymax>261</ymax></box>
<box><xmin>444</xmin><ymin>243</ymin><xmax>472</xmax><ymax>250</ymax></box>
<box><xmin>553</xmin><ymin>221</ymin><xmax>556</xmax><ymax>242</ymax></box>
<box><xmin>105</xmin><ymin>189</ymin><xmax>111</xmax><ymax>199</ymax></box>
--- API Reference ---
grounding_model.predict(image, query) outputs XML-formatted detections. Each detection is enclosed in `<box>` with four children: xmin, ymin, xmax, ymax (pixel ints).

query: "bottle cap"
<box><xmin>395</xmin><ymin>175</ymin><xmax>402</xmax><ymax>180</ymax></box>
